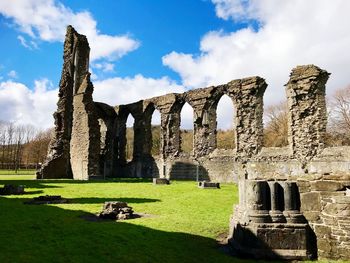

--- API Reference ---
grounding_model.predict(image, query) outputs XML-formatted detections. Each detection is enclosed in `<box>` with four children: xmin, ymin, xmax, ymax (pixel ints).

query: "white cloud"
<box><xmin>212</xmin><ymin>0</ymin><xmax>252</xmax><ymax>21</ymax></box>
<box><xmin>7</xmin><ymin>70</ymin><xmax>18</xmax><ymax>79</ymax></box>
<box><xmin>93</xmin><ymin>62</ymin><xmax>115</xmax><ymax>73</ymax></box>
<box><xmin>163</xmin><ymin>0</ymin><xmax>350</xmax><ymax>106</ymax></box>
<box><xmin>93</xmin><ymin>74</ymin><xmax>185</xmax><ymax>106</ymax></box>
<box><xmin>17</xmin><ymin>35</ymin><xmax>38</xmax><ymax>49</ymax></box>
<box><xmin>0</xmin><ymin>0</ymin><xmax>139</xmax><ymax>62</ymax></box>
<box><xmin>94</xmin><ymin>75</ymin><xmax>186</xmax><ymax>128</ymax></box>
<box><xmin>0</xmin><ymin>79</ymin><xmax>58</xmax><ymax>128</ymax></box>
<box><xmin>17</xmin><ymin>35</ymin><xmax>29</xmax><ymax>48</ymax></box>
<box><xmin>0</xmin><ymin>74</ymin><xmax>186</xmax><ymax>130</ymax></box>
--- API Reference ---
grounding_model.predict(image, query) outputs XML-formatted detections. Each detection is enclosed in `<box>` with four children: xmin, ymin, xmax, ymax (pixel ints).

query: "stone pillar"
<box><xmin>283</xmin><ymin>181</ymin><xmax>305</xmax><ymax>223</ymax></box>
<box><xmin>142</xmin><ymin>112</ymin><xmax>153</xmax><ymax>158</ymax></box>
<box><xmin>161</xmin><ymin>111</ymin><xmax>181</xmax><ymax>158</ymax></box>
<box><xmin>227</xmin><ymin>77</ymin><xmax>267</xmax><ymax>157</ymax></box>
<box><xmin>247</xmin><ymin>180</ymin><xmax>271</xmax><ymax>223</ymax></box>
<box><xmin>286</xmin><ymin>65</ymin><xmax>330</xmax><ymax>162</ymax></box>
<box><xmin>133</xmin><ymin>116</ymin><xmax>145</xmax><ymax>161</ymax></box>
<box><xmin>193</xmin><ymin>107</ymin><xmax>217</xmax><ymax>157</ymax></box>
<box><xmin>268</xmin><ymin>181</ymin><xmax>286</xmax><ymax>223</ymax></box>
<box><xmin>70</xmin><ymin>74</ymin><xmax>100</xmax><ymax>180</ymax></box>
<box><xmin>117</xmin><ymin>116</ymin><xmax>128</xmax><ymax>165</ymax></box>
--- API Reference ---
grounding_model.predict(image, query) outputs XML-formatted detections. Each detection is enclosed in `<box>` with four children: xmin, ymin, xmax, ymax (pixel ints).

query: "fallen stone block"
<box><xmin>153</xmin><ymin>178</ymin><xmax>170</xmax><ymax>185</ymax></box>
<box><xmin>198</xmin><ymin>181</ymin><xmax>220</xmax><ymax>189</ymax></box>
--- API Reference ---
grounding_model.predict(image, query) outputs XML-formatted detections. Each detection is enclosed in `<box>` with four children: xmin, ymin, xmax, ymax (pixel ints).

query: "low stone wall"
<box><xmin>298</xmin><ymin>174</ymin><xmax>350</xmax><ymax>260</ymax></box>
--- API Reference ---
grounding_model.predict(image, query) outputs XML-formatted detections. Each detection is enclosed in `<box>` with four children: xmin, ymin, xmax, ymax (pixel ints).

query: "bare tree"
<box><xmin>22</xmin><ymin>128</ymin><xmax>53</xmax><ymax>168</ymax></box>
<box><xmin>263</xmin><ymin>102</ymin><xmax>289</xmax><ymax>147</ymax></box>
<box><xmin>327</xmin><ymin>85</ymin><xmax>350</xmax><ymax>145</ymax></box>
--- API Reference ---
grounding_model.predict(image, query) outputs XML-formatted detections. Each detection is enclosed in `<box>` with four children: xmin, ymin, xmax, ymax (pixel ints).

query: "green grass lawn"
<box><xmin>0</xmin><ymin>173</ymin><xmax>244</xmax><ymax>263</ymax></box>
<box><xmin>0</xmin><ymin>174</ymin><xmax>344</xmax><ymax>263</ymax></box>
<box><xmin>0</xmin><ymin>169</ymin><xmax>36</xmax><ymax>175</ymax></box>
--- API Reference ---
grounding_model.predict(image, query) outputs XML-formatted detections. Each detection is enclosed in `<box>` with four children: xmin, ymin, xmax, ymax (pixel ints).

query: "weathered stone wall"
<box><xmin>286</xmin><ymin>65</ymin><xmax>330</xmax><ymax>164</ymax></box>
<box><xmin>70</xmin><ymin>74</ymin><xmax>100</xmax><ymax>180</ymax></box>
<box><xmin>298</xmin><ymin>174</ymin><xmax>350</xmax><ymax>259</ymax></box>
<box><xmin>38</xmin><ymin>25</ymin><xmax>103</xmax><ymax>180</ymax></box>
<box><xmin>38</xmin><ymin>25</ymin><xmax>85</xmax><ymax>179</ymax></box>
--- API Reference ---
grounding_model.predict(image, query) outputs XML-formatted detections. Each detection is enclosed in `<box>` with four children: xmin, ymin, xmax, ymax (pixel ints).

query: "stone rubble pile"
<box><xmin>99</xmin><ymin>201</ymin><xmax>134</xmax><ymax>220</ymax></box>
<box><xmin>0</xmin><ymin>184</ymin><xmax>25</xmax><ymax>195</ymax></box>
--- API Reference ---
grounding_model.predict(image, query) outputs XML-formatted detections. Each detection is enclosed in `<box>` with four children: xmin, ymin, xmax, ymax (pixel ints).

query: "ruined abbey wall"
<box><xmin>38</xmin><ymin>26</ymin><xmax>350</xmax><ymax>260</ymax></box>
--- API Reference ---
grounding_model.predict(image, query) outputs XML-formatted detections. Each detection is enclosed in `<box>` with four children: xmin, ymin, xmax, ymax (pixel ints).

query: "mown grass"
<box><xmin>0</xmin><ymin>174</ymin><xmax>245</xmax><ymax>263</ymax></box>
<box><xmin>0</xmin><ymin>169</ymin><xmax>36</xmax><ymax>175</ymax></box>
<box><xmin>0</xmin><ymin>174</ymin><xmax>347</xmax><ymax>263</ymax></box>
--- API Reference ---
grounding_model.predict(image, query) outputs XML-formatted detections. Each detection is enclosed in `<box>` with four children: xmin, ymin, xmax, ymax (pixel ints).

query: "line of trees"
<box><xmin>0</xmin><ymin>121</ymin><xmax>52</xmax><ymax>171</ymax></box>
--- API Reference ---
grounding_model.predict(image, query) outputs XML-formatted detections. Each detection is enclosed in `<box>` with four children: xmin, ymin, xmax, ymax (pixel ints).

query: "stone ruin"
<box><xmin>99</xmin><ymin>201</ymin><xmax>134</xmax><ymax>220</ymax></box>
<box><xmin>37</xmin><ymin>26</ymin><xmax>350</xmax><ymax>260</ymax></box>
<box><xmin>0</xmin><ymin>184</ymin><xmax>25</xmax><ymax>195</ymax></box>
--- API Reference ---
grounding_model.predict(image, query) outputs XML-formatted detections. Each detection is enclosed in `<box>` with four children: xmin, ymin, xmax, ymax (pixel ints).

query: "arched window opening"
<box><xmin>125</xmin><ymin>114</ymin><xmax>134</xmax><ymax>161</ymax></box>
<box><xmin>263</xmin><ymin>101</ymin><xmax>288</xmax><ymax>147</ymax></box>
<box><xmin>216</xmin><ymin>95</ymin><xmax>235</xmax><ymax>149</ymax></box>
<box><xmin>151</xmin><ymin>109</ymin><xmax>161</xmax><ymax>157</ymax></box>
<box><xmin>180</xmin><ymin>102</ymin><xmax>194</xmax><ymax>154</ymax></box>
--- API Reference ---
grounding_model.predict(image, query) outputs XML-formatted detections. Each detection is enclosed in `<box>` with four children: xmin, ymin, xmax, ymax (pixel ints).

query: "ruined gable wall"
<box><xmin>38</xmin><ymin>26</ymin><xmax>89</xmax><ymax>179</ymax></box>
<box><xmin>39</xmin><ymin>25</ymin><xmax>102</xmax><ymax>180</ymax></box>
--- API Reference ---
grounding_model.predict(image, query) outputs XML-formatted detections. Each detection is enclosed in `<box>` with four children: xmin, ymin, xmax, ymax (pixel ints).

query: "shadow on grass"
<box><xmin>69</xmin><ymin>197</ymin><xmax>161</xmax><ymax>204</ymax></box>
<box><xmin>0</xmin><ymin>180</ymin><xmax>62</xmax><ymax>189</ymax></box>
<box><xmin>0</xmin><ymin>178</ymin><xmax>154</xmax><ymax>191</ymax></box>
<box><xmin>23</xmin><ymin>190</ymin><xmax>44</xmax><ymax>195</ymax></box>
<box><xmin>0</xmin><ymin>196</ymin><xmax>252</xmax><ymax>263</ymax></box>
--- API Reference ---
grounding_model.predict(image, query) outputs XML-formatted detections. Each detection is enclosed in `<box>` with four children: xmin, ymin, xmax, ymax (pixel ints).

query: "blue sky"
<box><xmin>0</xmin><ymin>0</ymin><xmax>248</xmax><ymax>86</ymax></box>
<box><xmin>0</xmin><ymin>0</ymin><xmax>349</xmax><ymax>129</ymax></box>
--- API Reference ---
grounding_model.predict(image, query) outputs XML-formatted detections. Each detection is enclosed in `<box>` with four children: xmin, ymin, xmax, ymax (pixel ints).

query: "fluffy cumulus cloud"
<box><xmin>7</xmin><ymin>70</ymin><xmax>18</xmax><ymax>79</ymax></box>
<box><xmin>93</xmin><ymin>75</ymin><xmax>186</xmax><ymax>127</ymax></box>
<box><xmin>93</xmin><ymin>74</ymin><xmax>185</xmax><ymax>105</ymax></box>
<box><xmin>0</xmin><ymin>79</ymin><xmax>58</xmax><ymax>128</ymax></box>
<box><xmin>0</xmin><ymin>0</ymin><xmax>139</xmax><ymax>62</ymax></box>
<box><xmin>163</xmin><ymin>0</ymin><xmax>350</xmax><ymax>105</ymax></box>
<box><xmin>0</xmin><ymin>75</ymin><xmax>186</xmax><ymax>129</ymax></box>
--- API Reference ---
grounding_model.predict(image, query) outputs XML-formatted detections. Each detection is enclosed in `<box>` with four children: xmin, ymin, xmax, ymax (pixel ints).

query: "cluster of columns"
<box><xmin>247</xmin><ymin>180</ymin><xmax>305</xmax><ymax>224</ymax></box>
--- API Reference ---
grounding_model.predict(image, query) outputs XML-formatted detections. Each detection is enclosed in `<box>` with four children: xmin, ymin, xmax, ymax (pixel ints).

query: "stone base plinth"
<box><xmin>228</xmin><ymin>219</ymin><xmax>315</xmax><ymax>260</ymax></box>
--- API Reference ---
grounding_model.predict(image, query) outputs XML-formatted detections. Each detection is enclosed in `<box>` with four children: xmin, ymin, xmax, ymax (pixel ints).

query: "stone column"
<box><xmin>227</xmin><ymin>77</ymin><xmax>267</xmax><ymax>157</ymax></box>
<box><xmin>133</xmin><ymin>116</ymin><xmax>145</xmax><ymax>161</ymax></box>
<box><xmin>247</xmin><ymin>180</ymin><xmax>271</xmax><ymax>223</ymax></box>
<box><xmin>268</xmin><ymin>181</ymin><xmax>286</xmax><ymax>223</ymax></box>
<box><xmin>161</xmin><ymin>111</ymin><xmax>181</xmax><ymax>158</ymax></box>
<box><xmin>193</xmin><ymin>108</ymin><xmax>217</xmax><ymax>157</ymax></box>
<box><xmin>142</xmin><ymin>112</ymin><xmax>153</xmax><ymax>158</ymax></box>
<box><xmin>283</xmin><ymin>181</ymin><xmax>305</xmax><ymax>223</ymax></box>
<box><xmin>117</xmin><ymin>116</ymin><xmax>128</xmax><ymax>165</ymax></box>
<box><xmin>286</xmin><ymin>65</ymin><xmax>330</xmax><ymax>162</ymax></box>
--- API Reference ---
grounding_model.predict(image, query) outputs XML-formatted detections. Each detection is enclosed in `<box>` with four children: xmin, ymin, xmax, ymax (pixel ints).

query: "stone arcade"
<box><xmin>38</xmin><ymin>26</ymin><xmax>350</xmax><ymax>260</ymax></box>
